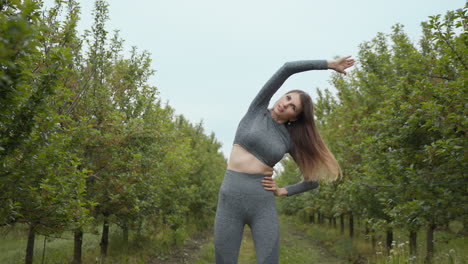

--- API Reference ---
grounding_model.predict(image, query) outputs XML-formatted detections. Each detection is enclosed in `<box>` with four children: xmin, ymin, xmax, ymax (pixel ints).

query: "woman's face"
<box><xmin>272</xmin><ymin>92</ymin><xmax>303</xmax><ymax>122</ymax></box>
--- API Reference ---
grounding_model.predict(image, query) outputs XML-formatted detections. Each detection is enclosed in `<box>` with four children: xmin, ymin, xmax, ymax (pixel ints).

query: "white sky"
<box><xmin>44</xmin><ymin>0</ymin><xmax>464</xmax><ymax>159</ymax></box>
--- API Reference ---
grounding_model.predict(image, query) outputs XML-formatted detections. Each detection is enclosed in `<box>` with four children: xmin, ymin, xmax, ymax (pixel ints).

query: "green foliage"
<box><xmin>277</xmin><ymin>4</ymin><xmax>467</xmax><ymax>262</ymax></box>
<box><xmin>0</xmin><ymin>0</ymin><xmax>89</xmax><ymax>233</ymax></box>
<box><xmin>0</xmin><ymin>0</ymin><xmax>226</xmax><ymax>261</ymax></box>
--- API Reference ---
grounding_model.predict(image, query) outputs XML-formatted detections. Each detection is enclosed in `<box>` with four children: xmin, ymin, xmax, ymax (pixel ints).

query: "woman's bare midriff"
<box><xmin>227</xmin><ymin>144</ymin><xmax>274</xmax><ymax>175</ymax></box>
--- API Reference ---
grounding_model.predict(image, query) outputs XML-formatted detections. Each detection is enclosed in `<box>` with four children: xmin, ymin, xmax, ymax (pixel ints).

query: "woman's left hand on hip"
<box><xmin>262</xmin><ymin>176</ymin><xmax>287</xmax><ymax>196</ymax></box>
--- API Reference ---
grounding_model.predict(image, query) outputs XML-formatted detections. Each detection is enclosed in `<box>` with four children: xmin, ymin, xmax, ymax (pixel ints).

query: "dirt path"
<box><xmin>148</xmin><ymin>230</ymin><xmax>213</xmax><ymax>264</ymax></box>
<box><xmin>151</xmin><ymin>216</ymin><xmax>346</xmax><ymax>264</ymax></box>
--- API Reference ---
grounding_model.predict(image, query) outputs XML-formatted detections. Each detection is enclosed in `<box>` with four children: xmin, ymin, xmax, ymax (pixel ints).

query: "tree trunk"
<box><xmin>25</xmin><ymin>225</ymin><xmax>35</xmax><ymax>264</ymax></box>
<box><xmin>371</xmin><ymin>229</ymin><xmax>376</xmax><ymax>249</ymax></box>
<box><xmin>409</xmin><ymin>230</ymin><xmax>417</xmax><ymax>256</ymax></box>
<box><xmin>349</xmin><ymin>213</ymin><xmax>354</xmax><ymax>238</ymax></box>
<box><xmin>309</xmin><ymin>212</ymin><xmax>315</xmax><ymax>224</ymax></box>
<box><xmin>41</xmin><ymin>236</ymin><xmax>47</xmax><ymax>264</ymax></box>
<box><xmin>386</xmin><ymin>229</ymin><xmax>393</xmax><ymax>253</ymax></box>
<box><xmin>100</xmin><ymin>217</ymin><xmax>109</xmax><ymax>259</ymax></box>
<box><xmin>365</xmin><ymin>223</ymin><xmax>370</xmax><ymax>238</ymax></box>
<box><xmin>340</xmin><ymin>214</ymin><xmax>344</xmax><ymax>234</ymax></box>
<box><xmin>137</xmin><ymin>221</ymin><xmax>144</xmax><ymax>239</ymax></box>
<box><xmin>425</xmin><ymin>224</ymin><xmax>436</xmax><ymax>263</ymax></box>
<box><xmin>328</xmin><ymin>217</ymin><xmax>332</xmax><ymax>227</ymax></box>
<box><xmin>332</xmin><ymin>217</ymin><xmax>337</xmax><ymax>228</ymax></box>
<box><xmin>356</xmin><ymin>217</ymin><xmax>360</xmax><ymax>237</ymax></box>
<box><xmin>122</xmin><ymin>224</ymin><xmax>129</xmax><ymax>252</ymax></box>
<box><xmin>72</xmin><ymin>228</ymin><xmax>83</xmax><ymax>264</ymax></box>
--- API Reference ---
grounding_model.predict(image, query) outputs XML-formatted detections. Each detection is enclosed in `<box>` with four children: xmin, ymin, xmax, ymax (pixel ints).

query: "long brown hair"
<box><xmin>286</xmin><ymin>90</ymin><xmax>342</xmax><ymax>182</ymax></box>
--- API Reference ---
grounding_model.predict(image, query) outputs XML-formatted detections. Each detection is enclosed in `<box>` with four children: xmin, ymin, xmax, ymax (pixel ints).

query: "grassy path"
<box><xmin>278</xmin><ymin>218</ymin><xmax>345</xmax><ymax>264</ymax></box>
<box><xmin>193</xmin><ymin>216</ymin><xmax>345</xmax><ymax>264</ymax></box>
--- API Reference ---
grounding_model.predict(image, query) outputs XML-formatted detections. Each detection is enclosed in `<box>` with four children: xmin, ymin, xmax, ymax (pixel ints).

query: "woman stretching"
<box><xmin>214</xmin><ymin>56</ymin><xmax>355</xmax><ymax>264</ymax></box>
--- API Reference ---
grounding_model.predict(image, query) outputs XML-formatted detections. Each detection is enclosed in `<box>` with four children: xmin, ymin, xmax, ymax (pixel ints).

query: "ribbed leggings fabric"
<box><xmin>214</xmin><ymin>169</ymin><xmax>279</xmax><ymax>264</ymax></box>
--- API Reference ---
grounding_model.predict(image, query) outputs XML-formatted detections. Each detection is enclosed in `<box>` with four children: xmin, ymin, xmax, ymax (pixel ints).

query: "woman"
<box><xmin>214</xmin><ymin>56</ymin><xmax>355</xmax><ymax>264</ymax></box>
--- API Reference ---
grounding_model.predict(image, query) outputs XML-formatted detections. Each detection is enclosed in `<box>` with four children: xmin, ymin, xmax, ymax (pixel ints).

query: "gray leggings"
<box><xmin>214</xmin><ymin>169</ymin><xmax>279</xmax><ymax>264</ymax></box>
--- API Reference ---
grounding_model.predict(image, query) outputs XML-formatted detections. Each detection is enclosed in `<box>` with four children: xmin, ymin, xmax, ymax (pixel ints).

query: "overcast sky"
<box><xmin>43</xmin><ymin>0</ymin><xmax>464</xmax><ymax>159</ymax></box>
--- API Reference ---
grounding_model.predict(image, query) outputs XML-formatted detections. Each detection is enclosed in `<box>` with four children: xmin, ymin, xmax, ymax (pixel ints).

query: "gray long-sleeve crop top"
<box><xmin>233</xmin><ymin>60</ymin><xmax>328</xmax><ymax>196</ymax></box>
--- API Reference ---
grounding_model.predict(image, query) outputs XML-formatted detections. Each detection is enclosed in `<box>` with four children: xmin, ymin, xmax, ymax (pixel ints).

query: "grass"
<box><xmin>0</xmin><ymin>225</ymin><xmax>103</xmax><ymax>264</ymax></box>
<box><xmin>193</xmin><ymin>227</ymin><xmax>257</xmax><ymax>264</ymax></box>
<box><xmin>284</xmin><ymin>214</ymin><xmax>468</xmax><ymax>264</ymax></box>
<box><xmin>2</xmin><ymin>216</ymin><xmax>465</xmax><ymax>263</ymax></box>
<box><xmin>279</xmin><ymin>217</ymin><xmax>344</xmax><ymax>264</ymax></box>
<box><xmin>194</xmin><ymin>216</ymin><xmax>344</xmax><ymax>264</ymax></box>
<box><xmin>0</xmin><ymin>220</ymin><xmax>204</xmax><ymax>264</ymax></box>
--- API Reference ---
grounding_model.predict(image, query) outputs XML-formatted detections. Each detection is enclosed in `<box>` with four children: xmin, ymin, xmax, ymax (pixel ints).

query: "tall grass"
<box><xmin>283</xmin><ymin>214</ymin><xmax>467</xmax><ymax>264</ymax></box>
<box><xmin>0</xmin><ymin>224</ymin><xmax>102</xmax><ymax>264</ymax></box>
<box><xmin>0</xmin><ymin>216</ymin><xmax>213</xmax><ymax>264</ymax></box>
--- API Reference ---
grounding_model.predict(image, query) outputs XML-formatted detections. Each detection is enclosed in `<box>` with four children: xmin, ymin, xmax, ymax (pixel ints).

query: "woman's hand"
<box><xmin>328</xmin><ymin>56</ymin><xmax>355</xmax><ymax>75</ymax></box>
<box><xmin>262</xmin><ymin>176</ymin><xmax>288</xmax><ymax>196</ymax></box>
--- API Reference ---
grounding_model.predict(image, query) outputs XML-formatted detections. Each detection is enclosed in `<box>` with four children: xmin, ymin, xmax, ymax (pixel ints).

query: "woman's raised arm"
<box><xmin>247</xmin><ymin>60</ymin><xmax>328</xmax><ymax>112</ymax></box>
